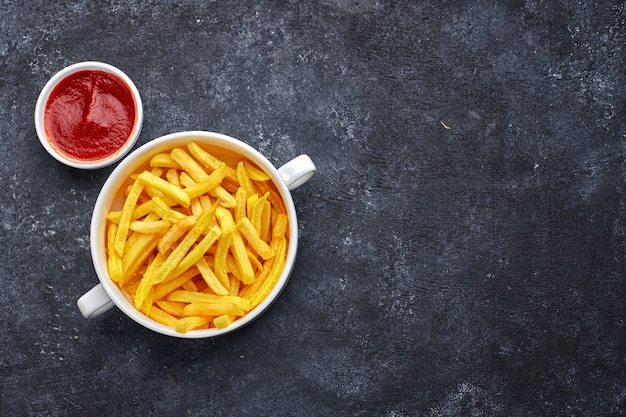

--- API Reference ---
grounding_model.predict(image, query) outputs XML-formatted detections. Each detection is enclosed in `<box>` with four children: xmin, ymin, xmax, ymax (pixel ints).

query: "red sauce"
<box><xmin>44</xmin><ymin>70</ymin><xmax>136</xmax><ymax>161</ymax></box>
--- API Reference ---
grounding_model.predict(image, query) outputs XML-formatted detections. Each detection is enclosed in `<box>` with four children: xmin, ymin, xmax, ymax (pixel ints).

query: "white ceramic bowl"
<box><xmin>34</xmin><ymin>61</ymin><xmax>143</xmax><ymax>169</ymax></box>
<box><xmin>77</xmin><ymin>131</ymin><xmax>316</xmax><ymax>338</ymax></box>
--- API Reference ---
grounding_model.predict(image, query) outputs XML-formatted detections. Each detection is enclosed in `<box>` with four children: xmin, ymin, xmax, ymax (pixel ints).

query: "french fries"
<box><xmin>105</xmin><ymin>142</ymin><xmax>289</xmax><ymax>333</ymax></box>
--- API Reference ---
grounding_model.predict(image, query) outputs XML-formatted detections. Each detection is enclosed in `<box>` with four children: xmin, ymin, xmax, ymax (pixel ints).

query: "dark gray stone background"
<box><xmin>1</xmin><ymin>1</ymin><xmax>624</xmax><ymax>415</ymax></box>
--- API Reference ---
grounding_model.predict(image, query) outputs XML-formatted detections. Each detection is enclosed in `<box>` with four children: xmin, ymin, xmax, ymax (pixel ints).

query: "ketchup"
<box><xmin>44</xmin><ymin>70</ymin><xmax>136</xmax><ymax>161</ymax></box>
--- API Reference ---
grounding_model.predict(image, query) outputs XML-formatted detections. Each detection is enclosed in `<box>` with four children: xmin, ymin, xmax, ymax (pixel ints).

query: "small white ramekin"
<box><xmin>34</xmin><ymin>61</ymin><xmax>143</xmax><ymax>169</ymax></box>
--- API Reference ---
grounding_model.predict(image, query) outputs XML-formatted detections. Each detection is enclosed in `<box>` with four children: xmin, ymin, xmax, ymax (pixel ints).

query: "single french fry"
<box><xmin>236</xmin><ymin>217</ymin><xmax>274</xmax><ymax>260</ymax></box>
<box><xmin>215</xmin><ymin>206</ymin><xmax>236</xmax><ymax>235</ymax></box>
<box><xmin>150</xmin><ymin>166</ymin><xmax>164</xmax><ymax>178</ymax></box>
<box><xmin>106</xmin><ymin>210</ymin><xmax>121</xmax><ymax>224</ymax></box>
<box><xmin>130</xmin><ymin>220</ymin><xmax>171</xmax><ymax>234</ymax></box>
<box><xmin>166</xmin><ymin>290</ymin><xmax>251</xmax><ymax>311</ymax></box>
<box><xmin>155</xmin><ymin>300</ymin><xmax>187</xmax><ymax>317</ymax></box>
<box><xmin>229</xmin><ymin>275</ymin><xmax>241</xmax><ymax>296</ymax></box>
<box><xmin>183</xmin><ymin>302</ymin><xmax>244</xmax><ymax>317</ymax></box>
<box><xmin>138</xmin><ymin>286</ymin><xmax>155</xmax><ymax>316</ymax></box>
<box><xmin>107</xmin><ymin>248</ymin><xmax>124</xmax><ymax>282</ymax></box>
<box><xmin>230</xmin><ymin>229</ymin><xmax>255</xmax><ymax>284</ymax></box>
<box><xmin>237</xmin><ymin>161</ymin><xmax>256</xmax><ymax>197</ymax></box>
<box><xmin>141</xmin><ymin>167</ymin><xmax>166</xmax><ymax>200</ymax></box>
<box><xmin>150</xmin><ymin>153</ymin><xmax>180</xmax><ymax>168</ymax></box>
<box><xmin>187</xmin><ymin>142</ymin><xmax>238</xmax><ymax>183</ymax></box>
<box><xmin>165</xmin><ymin>168</ymin><xmax>181</xmax><ymax>187</ymax></box>
<box><xmin>136</xmin><ymin>171</ymin><xmax>191</xmax><ymax>208</ymax></box>
<box><xmin>196</xmin><ymin>256</ymin><xmax>229</xmax><ymax>295</ymax></box>
<box><xmin>106</xmin><ymin>221</ymin><xmax>117</xmax><ymax>253</ymax></box>
<box><xmin>244</xmin><ymin>161</ymin><xmax>270</xmax><ymax>181</ymax></box>
<box><xmin>114</xmin><ymin>180</ymin><xmax>144</xmax><ymax>257</ymax></box>
<box><xmin>247</xmin><ymin>194</ymin><xmax>258</xmax><ymax>219</ymax></box>
<box><xmin>148</xmin><ymin>306</ymin><xmax>179</xmax><ymax>328</ymax></box>
<box><xmin>260</xmin><ymin>200</ymin><xmax>271</xmax><ymax>243</ymax></box>
<box><xmin>272</xmin><ymin>213</ymin><xmax>289</xmax><ymax>238</ymax></box>
<box><xmin>179</xmin><ymin>171</ymin><xmax>196</xmax><ymax>188</ymax></box>
<box><xmin>211</xmin><ymin>185</ymin><xmax>236</xmax><ymax>208</ymax></box>
<box><xmin>213</xmin><ymin>234</ymin><xmax>231</xmax><ymax>289</ymax></box>
<box><xmin>199</xmin><ymin>195</ymin><xmax>212</xmax><ymax>212</ymax></box>
<box><xmin>234</xmin><ymin>187</ymin><xmax>247</xmax><ymax>222</ymax></box>
<box><xmin>143</xmin><ymin>185</ymin><xmax>165</xmax><ymax>199</ymax></box>
<box><xmin>213</xmin><ymin>314</ymin><xmax>234</xmax><ymax>329</ymax></box>
<box><xmin>175</xmin><ymin>316</ymin><xmax>212</xmax><ymax>333</ymax></box>
<box><xmin>190</xmin><ymin>198</ymin><xmax>202</xmax><ymax>216</ymax></box>
<box><xmin>107</xmin><ymin>222</ymin><xmax>123</xmax><ymax>282</ymax></box>
<box><xmin>182</xmin><ymin>279</ymin><xmax>198</xmax><ymax>292</ymax></box>
<box><xmin>251</xmin><ymin>192</ymin><xmax>270</xmax><ymax>234</ymax></box>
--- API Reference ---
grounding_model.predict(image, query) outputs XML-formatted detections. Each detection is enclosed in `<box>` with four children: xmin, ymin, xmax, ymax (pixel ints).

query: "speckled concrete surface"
<box><xmin>1</xmin><ymin>1</ymin><xmax>625</xmax><ymax>416</ymax></box>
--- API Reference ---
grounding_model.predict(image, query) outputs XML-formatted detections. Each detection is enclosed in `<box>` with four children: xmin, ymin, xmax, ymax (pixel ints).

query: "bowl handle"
<box><xmin>277</xmin><ymin>155</ymin><xmax>316</xmax><ymax>190</ymax></box>
<box><xmin>77</xmin><ymin>283</ymin><xmax>115</xmax><ymax>318</ymax></box>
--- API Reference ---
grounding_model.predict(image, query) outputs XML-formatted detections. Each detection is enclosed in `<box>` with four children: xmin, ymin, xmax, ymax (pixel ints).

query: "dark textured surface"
<box><xmin>1</xmin><ymin>1</ymin><xmax>625</xmax><ymax>416</ymax></box>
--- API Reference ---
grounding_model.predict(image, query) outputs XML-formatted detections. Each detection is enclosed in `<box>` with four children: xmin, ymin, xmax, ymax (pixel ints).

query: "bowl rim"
<box><xmin>34</xmin><ymin>61</ymin><xmax>144</xmax><ymax>170</ymax></box>
<box><xmin>90</xmin><ymin>131</ymin><xmax>299</xmax><ymax>338</ymax></box>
